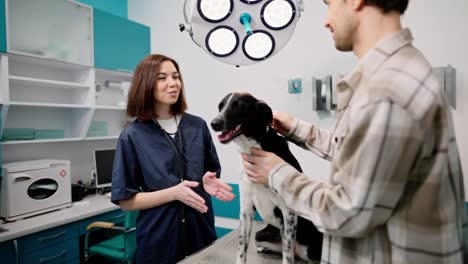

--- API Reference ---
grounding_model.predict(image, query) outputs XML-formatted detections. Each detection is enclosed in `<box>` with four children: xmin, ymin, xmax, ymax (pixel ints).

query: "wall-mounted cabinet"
<box><xmin>6</xmin><ymin>0</ymin><xmax>93</xmax><ymax>66</ymax></box>
<box><xmin>0</xmin><ymin>53</ymin><xmax>131</xmax><ymax>145</ymax></box>
<box><xmin>94</xmin><ymin>8</ymin><xmax>150</xmax><ymax>72</ymax></box>
<box><xmin>0</xmin><ymin>0</ymin><xmax>6</xmax><ymax>53</ymax></box>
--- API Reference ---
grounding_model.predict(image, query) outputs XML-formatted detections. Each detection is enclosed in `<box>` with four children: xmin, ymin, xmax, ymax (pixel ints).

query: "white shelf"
<box><xmin>1</xmin><ymin>53</ymin><xmax>130</xmax><ymax>150</ymax></box>
<box><xmin>7</xmin><ymin>51</ymin><xmax>91</xmax><ymax>72</ymax></box>
<box><xmin>95</xmin><ymin>68</ymin><xmax>133</xmax><ymax>79</ymax></box>
<box><xmin>95</xmin><ymin>105</ymin><xmax>126</xmax><ymax>110</ymax></box>
<box><xmin>9</xmin><ymin>75</ymin><xmax>89</xmax><ymax>90</ymax></box>
<box><xmin>1</xmin><ymin>137</ymin><xmax>83</xmax><ymax>145</ymax></box>
<box><xmin>9</xmin><ymin>101</ymin><xmax>90</xmax><ymax>109</ymax></box>
<box><xmin>84</xmin><ymin>136</ymin><xmax>119</xmax><ymax>141</ymax></box>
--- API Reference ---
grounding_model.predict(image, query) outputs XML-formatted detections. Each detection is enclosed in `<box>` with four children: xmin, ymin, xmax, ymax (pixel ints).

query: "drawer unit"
<box><xmin>22</xmin><ymin>222</ymin><xmax>78</xmax><ymax>253</ymax></box>
<box><xmin>78</xmin><ymin>209</ymin><xmax>125</xmax><ymax>235</ymax></box>
<box><xmin>0</xmin><ymin>240</ymin><xmax>19</xmax><ymax>264</ymax></box>
<box><xmin>22</xmin><ymin>237</ymin><xmax>79</xmax><ymax>264</ymax></box>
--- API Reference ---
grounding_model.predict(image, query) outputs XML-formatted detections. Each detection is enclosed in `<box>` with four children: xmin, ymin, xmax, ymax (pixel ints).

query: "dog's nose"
<box><xmin>211</xmin><ymin>118</ymin><xmax>223</xmax><ymax>131</ymax></box>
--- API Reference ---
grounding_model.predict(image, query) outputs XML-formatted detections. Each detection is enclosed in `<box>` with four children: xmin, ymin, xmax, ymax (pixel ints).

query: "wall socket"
<box><xmin>288</xmin><ymin>78</ymin><xmax>302</xmax><ymax>94</ymax></box>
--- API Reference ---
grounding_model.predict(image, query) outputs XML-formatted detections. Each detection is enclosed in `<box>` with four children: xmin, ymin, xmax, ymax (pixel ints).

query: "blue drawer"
<box><xmin>79</xmin><ymin>209</ymin><xmax>125</xmax><ymax>235</ymax></box>
<box><xmin>22</xmin><ymin>222</ymin><xmax>78</xmax><ymax>253</ymax></box>
<box><xmin>23</xmin><ymin>237</ymin><xmax>79</xmax><ymax>264</ymax></box>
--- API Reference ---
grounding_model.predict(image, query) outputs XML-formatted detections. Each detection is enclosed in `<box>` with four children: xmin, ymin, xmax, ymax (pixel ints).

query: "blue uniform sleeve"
<box><xmin>111</xmin><ymin>135</ymin><xmax>142</xmax><ymax>205</ymax></box>
<box><xmin>203</xmin><ymin>122</ymin><xmax>221</xmax><ymax>178</ymax></box>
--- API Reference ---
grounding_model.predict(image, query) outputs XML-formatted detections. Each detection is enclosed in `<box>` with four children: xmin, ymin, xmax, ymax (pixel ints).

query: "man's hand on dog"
<box><xmin>203</xmin><ymin>172</ymin><xmax>235</xmax><ymax>202</ymax></box>
<box><xmin>242</xmin><ymin>148</ymin><xmax>286</xmax><ymax>185</ymax></box>
<box><xmin>272</xmin><ymin>112</ymin><xmax>295</xmax><ymax>136</ymax></box>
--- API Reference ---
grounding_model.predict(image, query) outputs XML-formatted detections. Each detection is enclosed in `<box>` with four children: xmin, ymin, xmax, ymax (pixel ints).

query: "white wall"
<box><xmin>128</xmin><ymin>0</ymin><xmax>467</xmax><ymax>193</ymax></box>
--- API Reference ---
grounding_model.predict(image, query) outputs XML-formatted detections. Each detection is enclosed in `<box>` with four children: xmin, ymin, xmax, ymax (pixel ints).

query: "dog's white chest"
<box><xmin>233</xmin><ymin>135</ymin><xmax>260</xmax><ymax>154</ymax></box>
<box><xmin>234</xmin><ymin>135</ymin><xmax>284</xmax><ymax>227</ymax></box>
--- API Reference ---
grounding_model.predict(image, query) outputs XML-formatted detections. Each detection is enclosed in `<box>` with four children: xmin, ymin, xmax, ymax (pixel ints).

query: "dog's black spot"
<box><xmin>273</xmin><ymin>207</ymin><xmax>283</xmax><ymax>224</ymax></box>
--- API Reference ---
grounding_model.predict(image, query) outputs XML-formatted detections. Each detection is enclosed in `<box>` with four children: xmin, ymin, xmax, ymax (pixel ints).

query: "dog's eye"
<box><xmin>218</xmin><ymin>103</ymin><xmax>224</xmax><ymax>111</ymax></box>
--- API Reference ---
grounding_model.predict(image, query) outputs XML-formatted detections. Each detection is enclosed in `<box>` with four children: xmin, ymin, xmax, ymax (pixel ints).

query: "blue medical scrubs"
<box><xmin>111</xmin><ymin>113</ymin><xmax>221</xmax><ymax>264</ymax></box>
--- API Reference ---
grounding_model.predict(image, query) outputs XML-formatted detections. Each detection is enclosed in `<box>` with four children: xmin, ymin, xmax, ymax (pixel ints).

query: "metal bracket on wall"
<box><xmin>312</xmin><ymin>75</ymin><xmax>335</xmax><ymax>111</ymax></box>
<box><xmin>433</xmin><ymin>65</ymin><xmax>456</xmax><ymax>109</ymax></box>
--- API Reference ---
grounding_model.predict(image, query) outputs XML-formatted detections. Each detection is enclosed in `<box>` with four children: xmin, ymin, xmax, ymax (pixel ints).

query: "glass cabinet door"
<box><xmin>7</xmin><ymin>0</ymin><xmax>93</xmax><ymax>66</ymax></box>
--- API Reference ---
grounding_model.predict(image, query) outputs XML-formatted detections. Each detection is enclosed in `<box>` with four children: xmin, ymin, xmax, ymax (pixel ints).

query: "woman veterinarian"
<box><xmin>111</xmin><ymin>54</ymin><xmax>235</xmax><ymax>264</ymax></box>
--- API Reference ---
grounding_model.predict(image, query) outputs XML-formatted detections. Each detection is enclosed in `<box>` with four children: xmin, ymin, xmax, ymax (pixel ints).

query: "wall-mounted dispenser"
<box><xmin>312</xmin><ymin>75</ymin><xmax>336</xmax><ymax>111</ymax></box>
<box><xmin>433</xmin><ymin>65</ymin><xmax>456</xmax><ymax>109</ymax></box>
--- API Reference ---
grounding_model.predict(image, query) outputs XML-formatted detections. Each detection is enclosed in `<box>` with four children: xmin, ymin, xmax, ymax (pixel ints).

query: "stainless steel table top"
<box><xmin>179</xmin><ymin>223</ymin><xmax>311</xmax><ymax>264</ymax></box>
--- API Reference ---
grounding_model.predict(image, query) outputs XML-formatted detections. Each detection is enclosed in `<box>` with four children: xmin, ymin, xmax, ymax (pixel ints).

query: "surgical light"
<box><xmin>181</xmin><ymin>0</ymin><xmax>304</xmax><ymax>66</ymax></box>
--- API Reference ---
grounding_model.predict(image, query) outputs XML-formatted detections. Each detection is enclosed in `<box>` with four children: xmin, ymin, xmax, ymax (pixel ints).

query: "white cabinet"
<box><xmin>6</xmin><ymin>0</ymin><xmax>93</xmax><ymax>66</ymax></box>
<box><xmin>0</xmin><ymin>53</ymin><xmax>131</xmax><ymax>145</ymax></box>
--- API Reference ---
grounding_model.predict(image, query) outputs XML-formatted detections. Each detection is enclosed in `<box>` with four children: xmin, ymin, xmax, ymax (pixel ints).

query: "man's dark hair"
<box><xmin>365</xmin><ymin>0</ymin><xmax>409</xmax><ymax>14</ymax></box>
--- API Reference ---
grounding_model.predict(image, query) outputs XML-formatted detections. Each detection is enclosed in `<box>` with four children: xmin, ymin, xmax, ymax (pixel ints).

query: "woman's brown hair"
<box><xmin>127</xmin><ymin>54</ymin><xmax>188</xmax><ymax>121</ymax></box>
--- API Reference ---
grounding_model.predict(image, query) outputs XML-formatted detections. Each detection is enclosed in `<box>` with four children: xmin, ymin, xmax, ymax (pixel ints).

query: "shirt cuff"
<box><xmin>285</xmin><ymin>118</ymin><xmax>299</xmax><ymax>138</ymax></box>
<box><xmin>268</xmin><ymin>163</ymin><xmax>298</xmax><ymax>193</ymax></box>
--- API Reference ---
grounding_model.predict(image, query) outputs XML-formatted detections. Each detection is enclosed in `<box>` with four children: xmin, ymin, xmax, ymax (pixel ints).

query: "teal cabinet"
<box><xmin>93</xmin><ymin>9</ymin><xmax>150</xmax><ymax>72</ymax></box>
<box><xmin>22</xmin><ymin>238</ymin><xmax>79</xmax><ymax>264</ymax></box>
<box><xmin>0</xmin><ymin>209</ymin><xmax>123</xmax><ymax>264</ymax></box>
<box><xmin>0</xmin><ymin>240</ymin><xmax>18</xmax><ymax>264</ymax></box>
<box><xmin>0</xmin><ymin>0</ymin><xmax>6</xmax><ymax>52</ymax></box>
<box><xmin>22</xmin><ymin>223</ymin><xmax>78</xmax><ymax>253</ymax></box>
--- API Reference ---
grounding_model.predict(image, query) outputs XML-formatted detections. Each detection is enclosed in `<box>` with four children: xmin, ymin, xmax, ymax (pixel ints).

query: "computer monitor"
<box><xmin>93</xmin><ymin>149</ymin><xmax>116</xmax><ymax>189</ymax></box>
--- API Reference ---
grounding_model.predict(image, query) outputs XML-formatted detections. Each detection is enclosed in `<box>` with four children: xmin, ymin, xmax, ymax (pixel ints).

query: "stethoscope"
<box><xmin>153</xmin><ymin>115</ymin><xmax>190</xmax><ymax>256</ymax></box>
<box><xmin>153</xmin><ymin>116</ymin><xmax>185</xmax><ymax>182</ymax></box>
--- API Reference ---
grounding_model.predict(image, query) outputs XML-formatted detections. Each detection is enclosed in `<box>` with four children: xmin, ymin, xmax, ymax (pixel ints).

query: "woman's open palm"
<box><xmin>203</xmin><ymin>172</ymin><xmax>235</xmax><ymax>202</ymax></box>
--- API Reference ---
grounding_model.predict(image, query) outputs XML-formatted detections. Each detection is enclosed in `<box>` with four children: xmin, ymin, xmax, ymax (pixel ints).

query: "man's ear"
<box><xmin>256</xmin><ymin>100</ymin><xmax>273</xmax><ymax>125</ymax></box>
<box><xmin>350</xmin><ymin>0</ymin><xmax>365</xmax><ymax>11</ymax></box>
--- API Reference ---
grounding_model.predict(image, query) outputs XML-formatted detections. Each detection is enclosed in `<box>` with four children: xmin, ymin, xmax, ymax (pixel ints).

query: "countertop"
<box><xmin>179</xmin><ymin>222</ymin><xmax>310</xmax><ymax>264</ymax></box>
<box><xmin>0</xmin><ymin>194</ymin><xmax>119</xmax><ymax>242</ymax></box>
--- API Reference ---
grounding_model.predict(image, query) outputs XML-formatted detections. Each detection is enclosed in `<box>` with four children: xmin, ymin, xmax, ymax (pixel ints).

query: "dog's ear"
<box><xmin>256</xmin><ymin>100</ymin><xmax>273</xmax><ymax>125</ymax></box>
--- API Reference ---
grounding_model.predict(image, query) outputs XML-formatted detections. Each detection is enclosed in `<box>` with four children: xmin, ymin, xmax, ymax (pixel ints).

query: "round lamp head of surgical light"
<box><xmin>182</xmin><ymin>0</ymin><xmax>304</xmax><ymax>66</ymax></box>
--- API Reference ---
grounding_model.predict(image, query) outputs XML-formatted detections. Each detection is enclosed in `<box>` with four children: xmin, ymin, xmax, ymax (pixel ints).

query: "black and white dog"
<box><xmin>211</xmin><ymin>92</ymin><xmax>323</xmax><ymax>264</ymax></box>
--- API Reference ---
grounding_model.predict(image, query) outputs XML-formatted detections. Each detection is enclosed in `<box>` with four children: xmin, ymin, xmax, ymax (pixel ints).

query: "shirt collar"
<box><xmin>337</xmin><ymin>28</ymin><xmax>414</xmax><ymax>92</ymax></box>
<box><xmin>336</xmin><ymin>28</ymin><xmax>413</xmax><ymax>110</ymax></box>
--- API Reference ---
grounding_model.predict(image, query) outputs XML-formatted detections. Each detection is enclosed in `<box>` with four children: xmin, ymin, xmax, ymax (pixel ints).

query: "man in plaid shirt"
<box><xmin>242</xmin><ymin>0</ymin><xmax>467</xmax><ymax>263</ymax></box>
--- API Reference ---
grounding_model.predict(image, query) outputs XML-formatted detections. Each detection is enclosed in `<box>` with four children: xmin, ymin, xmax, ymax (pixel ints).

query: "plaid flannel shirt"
<box><xmin>269</xmin><ymin>29</ymin><xmax>467</xmax><ymax>264</ymax></box>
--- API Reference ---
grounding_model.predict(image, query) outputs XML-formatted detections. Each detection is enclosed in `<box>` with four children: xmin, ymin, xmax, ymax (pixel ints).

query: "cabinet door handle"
<box><xmin>14</xmin><ymin>240</ymin><xmax>19</xmax><ymax>264</ymax></box>
<box><xmin>38</xmin><ymin>230</ymin><xmax>66</xmax><ymax>241</ymax></box>
<box><xmin>39</xmin><ymin>249</ymin><xmax>67</xmax><ymax>263</ymax></box>
<box><xmin>13</xmin><ymin>174</ymin><xmax>32</xmax><ymax>182</ymax></box>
